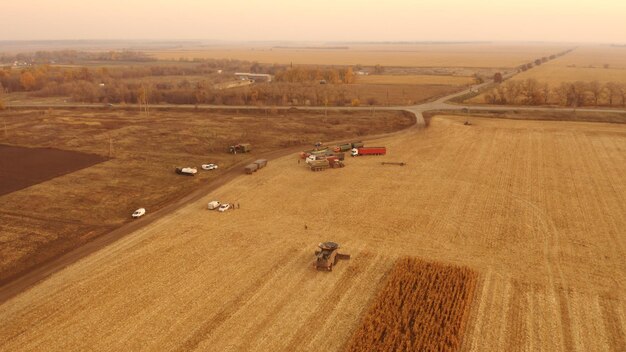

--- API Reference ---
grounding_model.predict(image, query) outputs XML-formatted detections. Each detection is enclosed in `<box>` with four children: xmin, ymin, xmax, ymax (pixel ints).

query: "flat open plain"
<box><xmin>148</xmin><ymin>43</ymin><xmax>569</xmax><ymax>68</ymax></box>
<box><xmin>0</xmin><ymin>115</ymin><xmax>624</xmax><ymax>351</ymax></box>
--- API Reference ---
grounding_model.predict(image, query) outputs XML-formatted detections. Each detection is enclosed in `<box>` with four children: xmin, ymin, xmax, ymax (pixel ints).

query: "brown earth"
<box><xmin>0</xmin><ymin>144</ymin><xmax>107</xmax><ymax>196</ymax></box>
<box><xmin>0</xmin><ymin>108</ymin><xmax>414</xmax><ymax>284</ymax></box>
<box><xmin>0</xmin><ymin>114</ymin><xmax>623</xmax><ymax>351</ymax></box>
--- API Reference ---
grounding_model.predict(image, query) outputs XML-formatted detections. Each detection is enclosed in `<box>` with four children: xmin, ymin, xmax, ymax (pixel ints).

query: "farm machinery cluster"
<box><xmin>299</xmin><ymin>141</ymin><xmax>387</xmax><ymax>171</ymax></box>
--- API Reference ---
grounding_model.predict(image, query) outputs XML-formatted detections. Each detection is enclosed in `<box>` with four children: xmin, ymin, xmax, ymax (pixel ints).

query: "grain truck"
<box><xmin>244</xmin><ymin>163</ymin><xmax>258</xmax><ymax>174</ymax></box>
<box><xmin>309</xmin><ymin>156</ymin><xmax>344</xmax><ymax>171</ymax></box>
<box><xmin>229</xmin><ymin>143</ymin><xmax>252</xmax><ymax>154</ymax></box>
<box><xmin>351</xmin><ymin>147</ymin><xmax>386</xmax><ymax>157</ymax></box>
<box><xmin>324</xmin><ymin>151</ymin><xmax>345</xmax><ymax>160</ymax></box>
<box><xmin>254</xmin><ymin>159</ymin><xmax>268</xmax><ymax>169</ymax></box>
<box><xmin>300</xmin><ymin>147</ymin><xmax>329</xmax><ymax>159</ymax></box>
<box><xmin>334</xmin><ymin>141</ymin><xmax>363</xmax><ymax>152</ymax></box>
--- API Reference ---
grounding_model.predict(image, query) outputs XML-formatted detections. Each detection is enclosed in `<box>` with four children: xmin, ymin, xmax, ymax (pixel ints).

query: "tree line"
<box><xmin>516</xmin><ymin>48</ymin><xmax>575</xmax><ymax>73</ymax></box>
<box><xmin>274</xmin><ymin>66</ymin><xmax>356</xmax><ymax>84</ymax></box>
<box><xmin>0</xmin><ymin>60</ymin><xmax>369</xmax><ymax>106</ymax></box>
<box><xmin>484</xmin><ymin>79</ymin><xmax>626</xmax><ymax>107</ymax></box>
<box><xmin>0</xmin><ymin>50</ymin><xmax>155</xmax><ymax>64</ymax></box>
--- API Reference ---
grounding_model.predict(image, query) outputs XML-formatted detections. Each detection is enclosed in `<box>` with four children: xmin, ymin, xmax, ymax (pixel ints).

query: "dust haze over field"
<box><xmin>1</xmin><ymin>0</ymin><xmax>626</xmax><ymax>351</ymax></box>
<box><xmin>2</xmin><ymin>0</ymin><xmax>625</xmax><ymax>42</ymax></box>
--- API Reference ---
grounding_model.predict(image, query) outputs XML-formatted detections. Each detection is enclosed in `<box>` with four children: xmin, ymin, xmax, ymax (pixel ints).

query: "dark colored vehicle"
<box><xmin>229</xmin><ymin>143</ymin><xmax>252</xmax><ymax>154</ymax></box>
<box><xmin>315</xmin><ymin>242</ymin><xmax>350</xmax><ymax>271</ymax></box>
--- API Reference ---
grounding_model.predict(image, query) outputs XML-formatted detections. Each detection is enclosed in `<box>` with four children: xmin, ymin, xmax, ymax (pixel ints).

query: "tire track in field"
<box><xmin>174</xmin><ymin>248</ymin><xmax>305</xmax><ymax>352</ymax></box>
<box><xmin>598</xmin><ymin>293</ymin><xmax>626</xmax><ymax>352</ymax></box>
<box><xmin>282</xmin><ymin>252</ymin><xmax>383</xmax><ymax>352</ymax></box>
<box><xmin>226</xmin><ymin>251</ymin><xmax>321</xmax><ymax>352</ymax></box>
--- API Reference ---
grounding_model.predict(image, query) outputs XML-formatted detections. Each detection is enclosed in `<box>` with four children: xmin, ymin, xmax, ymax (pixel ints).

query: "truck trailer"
<box><xmin>334</xmin><ymin>141</ymin><xmax>363</xmax><ymax>152</ymax></box>
<box><xmin>229</xmin><ymin>143</ymin><xmax>252</xmax><ymax>154</ymax></box>
<box><xmin>309</xmin><ymin>156</ymin><xmax>344</xmax><ymax>171</ymax></box>
<box><xmin>351</xmin><ymin>147</ymin><xmax>386</xmax><ymax>157</ymax></box>
<box><xmin>244</xmin><ymin>163</ymin><xmax>258</xmax><ymax>174</ymax></box>
<box><xmin>254</xmin><ymin>159</ymin><xmax>268</xmax><ymax>168</ymax></box>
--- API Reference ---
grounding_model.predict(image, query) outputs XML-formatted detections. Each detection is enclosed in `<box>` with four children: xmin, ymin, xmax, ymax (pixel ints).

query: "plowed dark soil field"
<box><xmin>0</xmin><ymin>144</ymin><xmax>107</xmax><ymax>196</ymax></box>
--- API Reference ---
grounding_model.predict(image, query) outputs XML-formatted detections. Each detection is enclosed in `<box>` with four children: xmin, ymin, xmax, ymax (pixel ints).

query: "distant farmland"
<box><xmin>147</xmin><ymin>43</ymin><xmax>570</xmax><ymax>68</ymax></box>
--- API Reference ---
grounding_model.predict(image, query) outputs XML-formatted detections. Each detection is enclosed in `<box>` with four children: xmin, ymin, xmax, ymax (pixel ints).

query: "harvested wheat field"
<box><xmin>0</xmin><ymin>115</ymin><xmax>624</xmax><ymax>351</ymax></box>
<box><xmin>357</xmin><ymin>74</ymin><xmax>475</xmax><ymax>86</ymax></box>
<box><xmin>511</xmin><ymin>45</ymin><xmax>626</xmax><ymax>86</ymax></box>
<box><xmin>148</xmin><ymin>43</ymin><xmax>568</xmax><ymax>68</ymax></box>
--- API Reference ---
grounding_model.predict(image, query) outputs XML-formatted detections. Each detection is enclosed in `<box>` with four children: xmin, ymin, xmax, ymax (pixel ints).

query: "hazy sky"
<box><xmin>2</xmin><ymin>0</ymin><xmax>625</xmax><ymax>43</ymax></box>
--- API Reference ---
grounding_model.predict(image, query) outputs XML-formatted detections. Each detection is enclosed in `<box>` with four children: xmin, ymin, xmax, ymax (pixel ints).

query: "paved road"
<box><xmin>8</xmin><ymin>74</ymin><xmax>626</xmax><ymax>125</ymax></box>
<box><xmin>1</xmin><ymin>75</ymin><xmax>625</xmax><ymax>304</ymax></box>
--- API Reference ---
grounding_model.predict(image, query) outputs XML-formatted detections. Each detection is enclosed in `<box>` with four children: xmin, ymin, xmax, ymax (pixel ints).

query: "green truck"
<box><xmin>229</xmin><ymin>143</ymin><xmax>252</xmax><ymax>154</ymax></box>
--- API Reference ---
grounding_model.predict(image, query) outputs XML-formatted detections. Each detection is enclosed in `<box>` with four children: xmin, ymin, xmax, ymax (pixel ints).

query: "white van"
<box><xmin>207</xmin><ymin>201</ymin><xmax>221</xmax><ymax>210</ymax></box>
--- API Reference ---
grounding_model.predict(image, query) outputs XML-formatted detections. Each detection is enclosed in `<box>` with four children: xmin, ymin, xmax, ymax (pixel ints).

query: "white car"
<box><xmin>201</xmin><ymin>164</ymin><xmax>218</xmax><ymax>170</ymax></box>
<box><xmin>218</xmin><ymin>203</ymin><xmax>231</xmax><ymax>212</ymax></box>
<box><xmin>207</xmin><ymin>200</ymin><xmax>221</xmax><ymax>210</ymax></box>
<box><xmin>132</xmin><ymin>208</ymin><xmax>146</xmax><ymax>218</ymax></box>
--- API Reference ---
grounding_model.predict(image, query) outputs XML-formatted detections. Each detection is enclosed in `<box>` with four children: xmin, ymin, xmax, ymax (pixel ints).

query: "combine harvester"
<box><xmin>315</xmin><ymin>242</ymin><xmax>350</xmax><ymax>271</ymax></box>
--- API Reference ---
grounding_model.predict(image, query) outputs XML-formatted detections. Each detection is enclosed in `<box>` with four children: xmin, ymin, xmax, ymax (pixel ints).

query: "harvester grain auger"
<box><xmin>314</xmin><ymin>242</ymin><xmax>350</xmax><ymax>271</ymax></box>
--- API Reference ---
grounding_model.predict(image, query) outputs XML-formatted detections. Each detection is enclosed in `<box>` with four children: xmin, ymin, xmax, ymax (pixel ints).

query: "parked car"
<box><xmin>175</xmin><ymin>167</ymin><xmax>198</xmax><ymax>176</ymax></box>
<box><xmin>207</xmin><ymin>200</ymin><xmax>221</xmax><ymax>210</ymax></box>
<box><xmin>132</xmin><ymin>208</ymin><xmax>146</xmax><ymax>218</ymax></box>
<box><xmin>201</xmin><ymin>164</ymin><xmax>218</xmax><ymax>170</ymax></box>
<box><xmin>218</xmin><ymin>203</ymin><xmax>231</xmax><ymax>212</ymax></box>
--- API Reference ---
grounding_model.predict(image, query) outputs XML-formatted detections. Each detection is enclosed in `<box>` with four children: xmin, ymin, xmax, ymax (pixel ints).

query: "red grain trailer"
<box><xmin>351</xmin><ymin>147</ymin><xmax>386</xmax><ymax>156</ymax></box>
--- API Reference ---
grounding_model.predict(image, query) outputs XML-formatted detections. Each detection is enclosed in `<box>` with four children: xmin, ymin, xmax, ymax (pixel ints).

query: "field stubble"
<box><xmin>0</xmin><ymin>108</ymin><xmax>413</xmax><ymax>283</ymax></box>
<box><xmin>0</xmin><ymin>114</ymin><xmax>623</xmax><ymax>351</ymax></box>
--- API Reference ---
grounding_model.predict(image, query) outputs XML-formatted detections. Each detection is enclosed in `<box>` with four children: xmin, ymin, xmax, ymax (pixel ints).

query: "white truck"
<box><xmin>175</xmin><ymin>167</ymin><xmax>198</xmax><ymax>176</ymax></box>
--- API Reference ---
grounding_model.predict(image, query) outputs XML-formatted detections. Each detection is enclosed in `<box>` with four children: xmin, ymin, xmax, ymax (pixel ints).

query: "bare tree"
<box><xmin>554</xmin><ymin>83</ymin><xmax>572</xmax><ymax>106</ymax></box>
<box><xmin>618</xmin><ymin>83</ymin><xmax>626</xmax><ymax>107</ymax></box>
<box><xmin>540</xmin><ymin>83</ymin><xmax>550</xmax><ymax>105</ymax></box>
<box><xmin>503</xmin><ymin>81</ymin><xmax>522</xmax><ymax>104</ymax></box>
<box><xmin>605</xmin><ymin>82</ymin><xmax>620</xmax><ymax>106</ymax></box>
<box><xmin>521</xmin><ymin>79</ymin><xmax>541</xmax><ymax>105</ymax></box>
<box><xmin>587</xmin><ymin>81</ymin><xmax>602</xmax><ymax>105</ymax></box>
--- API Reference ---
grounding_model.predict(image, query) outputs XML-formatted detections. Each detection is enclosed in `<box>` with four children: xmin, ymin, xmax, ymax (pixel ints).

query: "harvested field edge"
<box><xmin>0</xmin><ymin>109</ymin><xmax>418</xmax><ymax>304</ymax></box>
<box><xmin>344</xmin><ymin>257</ymin><xmax>478</xmax><ymax>352</ymax></box>
<box><xmin>423</xmin><ymin>109</ymin><xmax>626</xmax><ymax>125</ymax></box>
